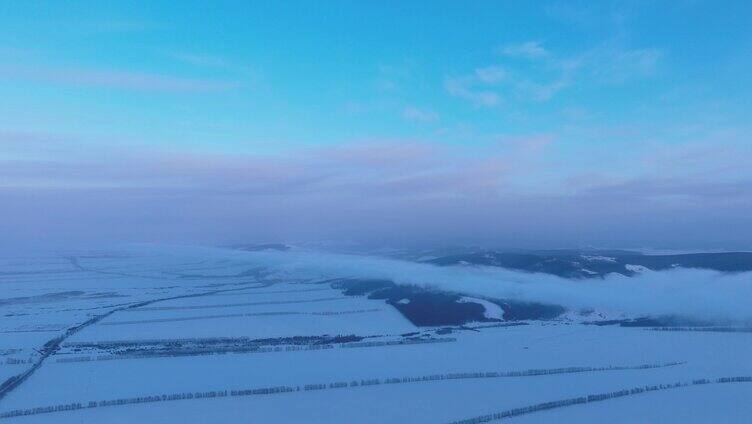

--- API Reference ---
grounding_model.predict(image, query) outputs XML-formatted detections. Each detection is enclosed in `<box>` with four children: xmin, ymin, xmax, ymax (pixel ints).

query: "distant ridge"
<box><xmin>426</xmin><ymin>250</ymin><xmax>752</xmax><ymax>279</ymax></box>
<box><xmin>229</xmin><ymin>243</ymin><xmax>292</xmax><ymax>252</ymax></box>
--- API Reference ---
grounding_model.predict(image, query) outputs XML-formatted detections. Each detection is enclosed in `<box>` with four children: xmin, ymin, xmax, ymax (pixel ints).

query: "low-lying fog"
<box><xmin>135</xmin><ymin>244</ymin><xmax>752</xmax><ymax>324</ymax></box>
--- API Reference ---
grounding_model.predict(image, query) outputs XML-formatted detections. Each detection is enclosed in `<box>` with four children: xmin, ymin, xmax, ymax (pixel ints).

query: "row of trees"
<box><xmin>309</xmin><ymin>308</ymin><xmax>380</xmax><ymax>316</ymax></box>
<box><xmin>132</xmin><ymin>296</ymin><xmax>347</xmax><ymax>312</ymax></box>
<box><xmin>63</xmin><ymin>334</ymin><xmax>363</xmax><ymax>353</ymax></box>
<box><xmin>0</xmin><ymin>390</ymin><xmax>232</xmax><ymax>419</ymax></box>
<box><xmin>55</xmin><ymin>335</ymin><xmax>456</xmax><ymax>365</ymax></box>
<box><xmin>100</xmin><ymin>308</ymin><xmax>382</xmax><ymax>328</ymax></box>
<box><xmin>56</xmin><ymin>343</ymin><xmax>340</xmax><ymax>364</ymax></box>
<box><xmin>449</xmin><ymin>376</ymin><xmax>752</xmax><ymax>424</ymax></box>
<box><xmin>341</xmin><ymin>337</ymin><xmax>456</xmax><ymax>349</ymax></box>
<box><xmin>0</xmin><ymin>362</ymin><xmax>712</xmax><ymax>421</ymax></box>
<box><xmin>653</xmin><ymin>327</ymin><xmax>752</xmax><ymax>333</ymax></box>
<box><xmin>3</xmin><ymin>358</ymin><xmax>32</xmax><ymax>365</ymax></box>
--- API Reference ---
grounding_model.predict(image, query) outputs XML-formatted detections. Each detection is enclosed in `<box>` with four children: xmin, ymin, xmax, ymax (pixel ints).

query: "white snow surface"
<box><xmin>625</xmin><ymin>264</ymin><xmax>651</xmax><ymax>273</ymax></box>
<box><xmin>459</xmin><ymin>296</ymin><xmax>505</xmax><ymax>320</ymax></box>
<box><xmin>1</xmin><ymin>246</ymin><xmax>751</xmax><ymax>423</ymax></box>
<box><xmin>581</xmin><ymin>255</ymin><xmax>617</xmax><ymax>262</ymax></box>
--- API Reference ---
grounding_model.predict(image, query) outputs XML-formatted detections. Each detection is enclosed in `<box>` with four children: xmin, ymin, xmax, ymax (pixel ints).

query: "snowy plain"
<box><xmin>1</xmin><ymin>246</ymin><xmax>751</xmax><ymax>423</ymax></box>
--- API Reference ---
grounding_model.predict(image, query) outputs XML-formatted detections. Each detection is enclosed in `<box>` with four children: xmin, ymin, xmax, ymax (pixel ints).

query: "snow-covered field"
<box><xmin>1</xmin><ymin>248</ymin><xmax>751</xmax><ymax>423</ymax></box>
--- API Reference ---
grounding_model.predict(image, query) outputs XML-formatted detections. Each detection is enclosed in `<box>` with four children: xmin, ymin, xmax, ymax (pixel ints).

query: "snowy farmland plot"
<box><xmin>1</xmin><ymin>246</ymin><xmax>752</xmax><ymax>423</ymax></box>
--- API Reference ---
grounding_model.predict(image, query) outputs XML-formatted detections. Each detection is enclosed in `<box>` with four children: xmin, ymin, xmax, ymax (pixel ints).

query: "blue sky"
<box><xmin>1</xmin><ymin>1</ymin><xmax>751</xmax><ymax>248</ymax></box>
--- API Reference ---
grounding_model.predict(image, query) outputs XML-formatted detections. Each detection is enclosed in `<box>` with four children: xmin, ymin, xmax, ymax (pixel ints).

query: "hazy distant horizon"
<box><xmin>2</xmin><ymin>1</ymin><xmax>751</xmax><ymax>251</ymax></box>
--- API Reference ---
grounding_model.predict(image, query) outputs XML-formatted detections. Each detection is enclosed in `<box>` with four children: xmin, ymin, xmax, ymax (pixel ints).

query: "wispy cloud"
<box><xmin>474</xmin><ymin>65</ymin><xmax>508</xmax><ymax>84</ymax></box>
<box><xmin>0</xmin><ymin>64</ymin><xmax>239</xmax><ymax>93</ymax></box>
<box><xmin>447</xmin><ymin>40</ymin><xmax>661</xmax><ymax>105</ymax></box>
<box><xmin>374</xmin><ymin>62</ymin><xmax>415</xmax><ymax>93</ymax></box>
<box><xmin>402</xmin><ymin>106</ymin><xmax>439</xmax><ymax>123</ymax></box>
<box><xmin>499</xmin><ymin>41</ymin><xmax>549</xmax><ymax>59</ymax></box>
<box><xmin>586</xmin><ymin>47</ymin><xmax>662</xmax><ymax>82</ymax></box>
<box><xmin>84</xmin><ymin>20</ymin><xmax>165</xmax><ymax>33</ymax></box>
<box><xmin>444</xmin><ymin>77</ymin><xmax>500</xmax><ymax>107</ymax></box>
<box><xmin>0</xmin><ymin>134</ymin><xmax>508</xmax><ymax>197</ymax></box>
<box><xmin>2</xmin><ymin>130</ymin><xmax>751</xmax><ymax>248</ymax></box>
<box><xmin>9</xmin><ymin>128</ymin><xmax>747</xmax><ymax>205</ymax></box>
<box><xmin>170</xmin><ymin>53</ymin><xmax>229</xmax><ymax>68</ymax></box>
<box><xmin>495</xmin><ymin>133</ymin><xmax>556</xmax><ymax>153</ymax></box>
<box><xmin>516</xmin><ymin>78</ymin><xmax>571</xmax><ymax>102</ymax></box>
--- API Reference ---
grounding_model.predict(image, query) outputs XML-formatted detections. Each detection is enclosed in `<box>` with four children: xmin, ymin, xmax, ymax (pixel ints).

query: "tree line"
<box><xmin>448</xmin><ymin>376</ymin><xmax>752</xmax><ymax>424</ymax></box>
<box><xmin>0</xmin><ymin>361</ymin><xmax>687</xmax><ymax>420</ymax></box>
<box><xmin>54</xmin><ymin>337</ymin><xmax>459</xmax><ymax>364</ymax></box>
<box><xmin>652</xmin><ymin>327</ymin><xmax>752</xmax><ymax>333</ymax></box>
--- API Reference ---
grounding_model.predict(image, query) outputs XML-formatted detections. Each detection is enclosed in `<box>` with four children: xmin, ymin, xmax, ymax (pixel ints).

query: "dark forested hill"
<box><xmin>427</xmin><ymin>251</ymin><xmax>752</xmax><ymax>278</ymax></box>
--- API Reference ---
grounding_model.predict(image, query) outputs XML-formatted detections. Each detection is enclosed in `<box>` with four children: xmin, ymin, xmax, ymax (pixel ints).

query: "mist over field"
<box><xmin>137</xmin><ymin>244</ymin><xmax>752</xmax><ymax>324</ymax></box>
